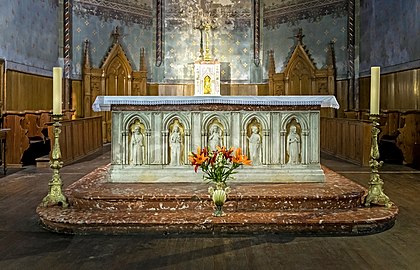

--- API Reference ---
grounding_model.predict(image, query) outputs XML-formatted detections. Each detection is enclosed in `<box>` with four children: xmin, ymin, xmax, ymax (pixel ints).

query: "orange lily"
<box><xmin>216</xmin><ymin>146</ymin><xmax>234</xmax><ymax>160</ymax></box>
<box><xmin>232</xmin><ymin>147</ymin><xmax>252</xmax><ymax>165</ymax></box>
<box><xmin>188</xmin><ymin>147</ymin><xmax>209</xmax><ymax>172</ymax></box>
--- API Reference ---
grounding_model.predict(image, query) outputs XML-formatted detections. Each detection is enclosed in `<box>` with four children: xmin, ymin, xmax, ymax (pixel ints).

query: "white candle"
<box><xmin>53</xmin><ymin>67</ymin><xmax>62</xmax><ymax>115</ymax></box>
<box><xmin>370</xmin><ymin>66</ymin><xmax>380</xmax><ymax>115</ymax></box>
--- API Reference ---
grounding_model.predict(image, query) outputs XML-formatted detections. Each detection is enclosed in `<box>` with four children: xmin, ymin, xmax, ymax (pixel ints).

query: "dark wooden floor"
<box><xmin>1</xmin><ymin>145</ymin><xmax>419</xmax><ymax>270</ymax></box>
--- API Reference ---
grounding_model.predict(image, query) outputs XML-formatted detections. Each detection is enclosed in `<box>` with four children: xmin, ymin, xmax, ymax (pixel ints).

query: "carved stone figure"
<box><xmin>287</xmin><ymin>124</ymin><xmax>301</xmax><ymax>165</ymax></box>
<box><xmin>208</xmin><ymin>125</ymin><xmax>222</xmax><ymax>151</ymax></box>
<box><xmin>169</xmin><ymin>125</ymin><xmax>182</xmax><ymax>166</ymax></box>
<box><xmin>130</xmin><ymin>126</ymin><xmax>144</xmax><ymax>165</ymax></box>
<box><xmin>248</xmin><ymin>126</ymin><xmax>262</xmax><ymax>165</ymax></box>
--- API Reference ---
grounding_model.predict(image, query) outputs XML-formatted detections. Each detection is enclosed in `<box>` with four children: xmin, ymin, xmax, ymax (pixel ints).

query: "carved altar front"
<box><xmin>93</xmin><ymin>96</ymin><xmax>339</xmax><ymax>183</ymax></box>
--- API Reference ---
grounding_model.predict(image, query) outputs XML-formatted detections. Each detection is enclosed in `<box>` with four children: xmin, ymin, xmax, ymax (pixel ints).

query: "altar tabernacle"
<box><xmin>92</xmin><ymin>95</ymin><xmax>339</xmax><ymax>183</ymax></box>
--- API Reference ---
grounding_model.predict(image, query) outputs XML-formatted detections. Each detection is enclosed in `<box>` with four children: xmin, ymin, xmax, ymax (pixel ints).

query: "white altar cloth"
<box><xmin>92</xmin><ymin>95</ymin><xmax>339</xmax><ymax>112</ymax></box>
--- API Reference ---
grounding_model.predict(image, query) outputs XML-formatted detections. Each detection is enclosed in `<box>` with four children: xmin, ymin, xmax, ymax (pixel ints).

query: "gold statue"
<box><xmin>204</xmin><ymin>75</ymin><xmax>211</xmax><ymax>94</ymax></box>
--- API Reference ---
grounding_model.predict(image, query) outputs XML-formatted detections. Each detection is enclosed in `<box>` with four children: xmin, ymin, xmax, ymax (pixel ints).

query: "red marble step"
<box><xmin>65</xmin><ymin>165</ymin><xmax>366</xmax><ymax>212</ymax></box>
<box><xmin>36</xmin><ymin>204</ymin><xmax>398</xmax><ymax>235</ymax></box>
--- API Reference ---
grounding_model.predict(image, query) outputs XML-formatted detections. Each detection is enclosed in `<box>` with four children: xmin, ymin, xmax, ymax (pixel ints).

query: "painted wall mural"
<box><xmin>2</xmin><ymin>0</ymin><xmax>416</xmax><ymax>84</ymax></box>
<box><xmin>72</xmin><ymin>0</ymin><xmax>153</xmax><ymax>79</ymax></box>
<box><xmin>263</xmin><ymin>0</ymin><xmax>348</xmax><ymax>80</ymax></box>
<box><xmin>162</xmin><ymin>0</ymin><xmax>255</xmax><ymax>83</ymax></box>
<box><xmin>0</xmin><ymin>0</ymin><xmax>59</xmax><ymax>76</ymax></box>
<box><xmin>360</xmin><ymin>0</ymin><xmax>420</xmax><ymax>75</ymax></box>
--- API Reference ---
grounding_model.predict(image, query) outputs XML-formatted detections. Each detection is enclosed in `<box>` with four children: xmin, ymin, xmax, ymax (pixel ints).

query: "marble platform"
<box><xmin>37</xmin><ymin>165</ymin><xmax>398</xmax><ymax>235</ymax></box>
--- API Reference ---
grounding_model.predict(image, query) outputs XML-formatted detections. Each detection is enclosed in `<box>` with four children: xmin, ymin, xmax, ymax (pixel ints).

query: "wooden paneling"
<box><xmin>71</xmin><ymin>80</ymin><xmax>83</xmax><ymax>118</ymax></box>
<box><xmin>321</xmin><ymin>117</ymin><xmax>371</xmax><ymax>166</ymax></box>
<box><xmin>0</xmin><ymin>59</ymin><xmax>4</xmax><ymax>112</ymax></box>
<box><xmin>5</xmin><ymin>70</ymin><xmax>53</xmax><ymax>111</ymax></box>
<box><xmin>359</xmin><ymin>68</ymin><xmax>420</xmax><ymax>111</ymax></box>
<box><xmin>149</xmin><ymin>83</ymin><xmax>269</xmax><ymax>97</ymax></box>
<box><xmin>48</xmin><ymin>116</ymin><xmax>103</xmax><ymax>165</ymax></box>
<box><xmin>335</xmin><ymin>80</ymin><xmax>348</xmax><ymax>118</ymax></box>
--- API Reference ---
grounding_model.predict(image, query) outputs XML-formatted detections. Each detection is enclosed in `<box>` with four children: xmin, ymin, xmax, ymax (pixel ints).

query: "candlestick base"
<box><xmin>41</xmin><ymin>114</ymin><xmax>68</xmax><ymax>207</ymax></box>
<box><xmin>365</xmin><ymin>116</ymin><xmax>392</xmax><ymax>208</ymax></box>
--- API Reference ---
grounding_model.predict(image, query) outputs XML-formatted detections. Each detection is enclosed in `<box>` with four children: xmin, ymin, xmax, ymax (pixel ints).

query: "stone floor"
<box><xmin>1</xmin><ymin>144</ymin><xmax>419</xmax><ymax>269</ymax></box>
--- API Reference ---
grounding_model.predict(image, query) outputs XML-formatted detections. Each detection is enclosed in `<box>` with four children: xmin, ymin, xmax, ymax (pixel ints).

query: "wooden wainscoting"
<box><xmin>321</xmin><ymin>117</ymin><xmax>372</xmax><ymax>166</ymax></box>
<box><xmin>48</xmin><ymin>116</ymin><xmax>103</xmax><ymax>165</ymax></box>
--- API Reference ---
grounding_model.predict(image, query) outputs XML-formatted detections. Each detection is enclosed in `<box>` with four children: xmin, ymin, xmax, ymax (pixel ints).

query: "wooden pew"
<box><xmin>3</xmin><ymin>111</ymin><xmax>29</xmax><ymax>167</ymax></box>
<box><xmin>397</xmin><ymin>111</ymin><xmax>420</xmax><ymax>165</ymax></box>
<box><xmin>47</xmin><ymin>116</ymin><xmax>103</xmax><ymax>165</ymax></box>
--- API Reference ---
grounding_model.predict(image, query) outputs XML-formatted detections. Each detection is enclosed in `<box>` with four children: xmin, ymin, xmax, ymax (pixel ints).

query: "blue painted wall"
<box><xmin>71</xmin><ymin>0</ymin><xmax>153</xmax><ymax>80</ymax></box>
<box><xmin>72</xmin><ymin>14</ymin><xmax>153</xmax><ymax>79</ymax></box>
<box><xmin>161</xmin><ymin>0</ymin><xmax>256</xmax><ymax>83</ymax></box>
<box><xmin>360</xmin><ymin>0</ymin><xmax>420</xmax><ymax>75</ymax></box>
<box><xmin>262</xmin><ymin>0</ymin><xmax>349</xmax><ymax>81</ymax></box>
<box><xmin>263</xmin><ymin>14</ymin><xmax>348</xmax><ymax>80</ymax></box>
<box><xmin>0</xmin><ymin>0</ymin><xmax>59</xmax><ymax>76</ymax></box>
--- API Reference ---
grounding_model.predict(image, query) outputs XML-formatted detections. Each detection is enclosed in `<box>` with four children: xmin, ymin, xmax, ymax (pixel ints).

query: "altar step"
<box><xmin>36</xmin><ymin>165</ymin><xmax>399</xmax><ymax>235</ymax></box>
<box><xmin>38</xmin><ymin>205</ymin><xmax>397</xmax><ymax>235</ymax></box>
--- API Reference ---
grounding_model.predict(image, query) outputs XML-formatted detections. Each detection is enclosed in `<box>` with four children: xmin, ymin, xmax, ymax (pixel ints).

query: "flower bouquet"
<box><xmin>188</xmin><ymin>146</ymin><xmax>251</xmax><ymax>216</ymax></box>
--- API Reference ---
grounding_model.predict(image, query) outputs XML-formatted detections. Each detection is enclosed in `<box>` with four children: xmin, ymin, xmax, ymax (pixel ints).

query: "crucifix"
<box><xmin>194</xmin><ymin>19</ymin><xmax>206</xmax><ymax>60</ymax></box>
<box><xmin>195</xmin><ymin>16</ymin><xmax>214</xmax><ymax>61</ymax></box>
<box><xmin>194</xmin><ymin>0</ymin><xmax>216</xmax><ymax>61</ymax></box>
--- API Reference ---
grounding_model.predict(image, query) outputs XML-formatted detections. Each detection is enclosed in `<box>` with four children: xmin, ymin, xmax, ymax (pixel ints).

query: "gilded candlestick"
<box><xmin>365</xmin><ymin>115</ymin><xmax>391</xmax><ymax>208</ymax></box>
<box><xmin>41</xmin><ymin>114</ymin><xmax>68</xmax><ymax>207</ymax></box>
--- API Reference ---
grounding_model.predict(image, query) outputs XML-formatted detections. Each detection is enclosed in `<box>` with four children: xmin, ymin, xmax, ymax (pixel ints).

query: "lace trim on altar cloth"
<box><xmin>92</xmin><ymin>96</ymin><xmax>340</xmax><ymax>112</ymax></box>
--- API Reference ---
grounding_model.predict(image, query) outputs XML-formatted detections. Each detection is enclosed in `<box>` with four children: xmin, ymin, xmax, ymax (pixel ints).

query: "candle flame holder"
<box><xmin>365</xmin><ymin>115</ymin><xmax>392</xmax><ymax>208</ymax></box>
<box><xmin>41</xmin><ymin>114</ymin><xmax>68</xmax><ymax>207</ymax></box>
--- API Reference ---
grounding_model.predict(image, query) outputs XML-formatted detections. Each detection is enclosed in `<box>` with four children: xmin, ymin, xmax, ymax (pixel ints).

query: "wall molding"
<box><xmin>74</xmin><ymin>0</ymin><xmax>152</xmax><ymax>27</ymax></box>
<box><xmin>264</xmin><ymin>0</ymin><xmax>347</xmax><ymax>27</ymax></box>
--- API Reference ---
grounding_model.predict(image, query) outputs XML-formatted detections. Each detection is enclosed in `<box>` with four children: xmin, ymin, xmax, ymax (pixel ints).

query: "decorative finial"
<box><xmin>140</xmin><ymin>48</ymin><xmax>146</xmax><ymax>71</ymax></box>
<box><xmin>111</xmin><ymin>26</ymin><xmax>121</xmax><ymax>44</ymax></box>
<box><xmin>295</xmin><ymin>28</ymin><xmax>305</xmax><ymax>44</ymax></box>
<box><xmin>268</xmin><ymin>50</ymin><xmax>276</xmax><ymax>75</ymax></box>
<box><xmin>83</xmin><ymin>40</ymin><xmax>91</xmax><ymax>68</ymax></box>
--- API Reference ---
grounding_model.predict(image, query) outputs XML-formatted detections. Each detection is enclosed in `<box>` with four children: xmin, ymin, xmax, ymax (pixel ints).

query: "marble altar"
<box><xmin>92</xmin><ymin>96</ymin><xmax>339</xmax><ymax>183</ymax></box>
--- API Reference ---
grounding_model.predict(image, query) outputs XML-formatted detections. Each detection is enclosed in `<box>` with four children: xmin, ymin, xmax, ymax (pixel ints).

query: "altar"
<box><xmin>93</xmin><ymin>95</ymin><xmax>339</xmax><ymax>183</ymax></box>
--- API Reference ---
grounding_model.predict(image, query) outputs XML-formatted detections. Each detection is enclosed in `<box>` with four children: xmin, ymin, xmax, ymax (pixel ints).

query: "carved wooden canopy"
<box><xmin>82</xmin><ymin>28</ymin><xmax>147</xmax><ymax>142</ymax></box>
<box><xmin>268</xmin><ymin>29</ymin><xmax>335</xmax><ymax>97</ymax></box>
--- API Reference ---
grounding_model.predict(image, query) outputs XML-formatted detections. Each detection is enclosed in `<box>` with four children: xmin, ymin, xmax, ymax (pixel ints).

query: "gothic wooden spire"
<box><xmin>295</xmin><ymin>28</ymin><xmax>305</xmax><ymax>45</ymax></box>
<box><xmin>268</xmin><ymin>49</ymin><xmax>276</xmax><ymax>76</ymax></box>
<box><xmin>140</xmin><ymin>48</ymin><xmax>146</xmax><ymax>71</ymax></box>
<box><xmin>111</xmin><ymin>26</ymin><xmax>121</xmax><ymax>44</ymax></box>
<box><xmin>83</xmin><ymin>40</ymin><xmax>91</xmax><ymax>68</ymax></box>
<box><xmin>326</xmin><ymin>41</ymin><xmax>336</xmax><ymax>69</ymax></box>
